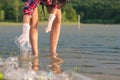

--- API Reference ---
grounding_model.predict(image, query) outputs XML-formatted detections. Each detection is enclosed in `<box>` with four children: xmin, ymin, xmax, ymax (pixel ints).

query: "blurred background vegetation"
<box><xmin>0</xmin><ymin>0</ymin><xmax>120</xmax><ymax>24</ymax></box>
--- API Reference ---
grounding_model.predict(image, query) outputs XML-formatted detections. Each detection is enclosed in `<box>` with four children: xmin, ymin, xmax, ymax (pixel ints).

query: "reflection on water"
<box><xmin>0</xmin><ymin>56</ymin><xmax>95</xmax><ymax>80</ymax></box>
<box><xmin>78</xmin><ymin>22</ymin><xmax>80</xmax><ymax>32</ymax></box>
<box><xmin>32</xmin><ymin>57</ymin><xmax>39</xmax><ymax>71</ymax></box>
<box><xmin>0</xmin><ymin>46</ymin><xmax>95</xmax><ymax>80</ymax></box>
<box><xmin>48</xmin><ymin>59</ymin><xmax>63</xmax><ymax>74</ymax></box>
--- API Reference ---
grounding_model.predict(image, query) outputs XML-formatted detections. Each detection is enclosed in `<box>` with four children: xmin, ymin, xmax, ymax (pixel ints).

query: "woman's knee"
<box><xmin>30</xmin><ymin>22</ymin><xmax>38</xmax><ymax>29</ymax></box>
<box><xmin>55</xmin><ymin>9</ymin><xmax>61</xmax><ymax>24</ymax></box>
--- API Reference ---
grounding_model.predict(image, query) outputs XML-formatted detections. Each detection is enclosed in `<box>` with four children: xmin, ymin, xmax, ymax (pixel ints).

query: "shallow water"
<box><xmin>0</xmin><ymin>24</ymin><xmax>120</xmax><ymax>79</ymax></box>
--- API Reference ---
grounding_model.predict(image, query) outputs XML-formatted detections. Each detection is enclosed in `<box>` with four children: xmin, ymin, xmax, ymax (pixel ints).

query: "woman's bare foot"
<box><xmin>32</xmin><ymin>57</ymin><xmax>39</xmax><ymax>71</ymax></box>
<box><xmin>50</xmin><ymin>53</ymin><xmax>63</xmax><ymax>63</ymax></box>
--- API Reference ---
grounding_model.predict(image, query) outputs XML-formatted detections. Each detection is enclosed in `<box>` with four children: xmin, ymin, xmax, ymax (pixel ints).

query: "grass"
<box><xmin>0</xmin><ymin>22</ymin><xmax>78</xmax><ymax>26</ymax></box>
<box><xmin>0</xmin><ymin>22</ymin><xmax>22</xmax><ymax>26</ymax></box>
<box><xmin>0</xmin><ymin>73</ymin><xmax>3</xmax><ymax>80</ymax></box>
<box><xmin>1</xmin><ymin>22</ymin><xmax>117</xmax><ymax>28</ymax></box>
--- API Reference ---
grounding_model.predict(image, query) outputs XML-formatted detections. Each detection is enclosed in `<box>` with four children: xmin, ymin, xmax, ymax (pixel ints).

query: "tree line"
<box><xmin>0</xmin><ymin>0</ymin><xmax>77</xmax><ymax>22</ymax></box>
<box><xmin>71</xmin><ymin>0</ymin><xmax>120</xmax><ymax>24</ymax></box>
<box><xmin>0</xmin><ymin>0</ymin><xmax>120</xmax><ymax>24</ymax></box>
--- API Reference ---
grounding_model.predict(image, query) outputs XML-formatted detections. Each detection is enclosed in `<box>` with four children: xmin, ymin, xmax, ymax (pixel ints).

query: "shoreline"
<box><xmin>0</xmin><ymin>22</ymin><xmax>78</xmax><ymax>26</ymax></box>
<box><xmin>0</xmin><ymin>21</ymin><xmax>120</xmax><ymax>28</ymax></box>
<box><xmin>0</xmin><ymin>22</ymin><xmax>120</xmax><ymax>27</ymax></box>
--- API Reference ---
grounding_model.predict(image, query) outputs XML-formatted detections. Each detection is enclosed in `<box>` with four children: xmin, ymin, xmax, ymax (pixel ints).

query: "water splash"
<box><xmin>0</xmin><ymin>56</ymin><xmax>95</xmax><ymax>80</ymax></box>
<box><xmin>15</xmin><ymin>36</ymin><xmax>32</xmax><ymax>53</ymax></box>
<box><xmin>0</xmin><ymin>37</ymin><xmax>95</xmax><ymax>80</ymax></box>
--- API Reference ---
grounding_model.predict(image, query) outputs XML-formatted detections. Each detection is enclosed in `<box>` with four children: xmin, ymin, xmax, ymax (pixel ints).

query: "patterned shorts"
<box><xmin>23</xmin><ymin>0</ymin><xmax>62</xmax><ymax>16</ymax></box>
<box><xmin>23</xmin><ymin>0</ymin><xmax>42</xmax><ymax>16</ymax></box>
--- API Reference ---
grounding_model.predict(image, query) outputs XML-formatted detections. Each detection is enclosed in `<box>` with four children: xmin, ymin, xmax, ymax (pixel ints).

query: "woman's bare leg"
<box><xmin>44</xmin><ymin>8</ymin><xmax>58</xmax><ymax>33</ymax></box>
<box><xmin>15</xmin><ymin>14</ymin><xmax>31</xmax><ymax>48</ymax></box>
<box><xmin>23</xmin><ymin>15</ymin><xmax>30</xmax><ymax>23</ymax></box>
<box><xmin>30</xmin><ymin>7</ymin><xmax>39</xmax><ymax>57</ymax></box>
<box><xmin>50</xmin><ymin>9</ymin><xmax>63</xmax><ymax>62</ymax></box>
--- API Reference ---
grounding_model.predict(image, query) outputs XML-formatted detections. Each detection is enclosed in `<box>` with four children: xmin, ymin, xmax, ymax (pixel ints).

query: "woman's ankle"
<box><xmin>50</xmin><ymin>53</ymin><xmax>58</xmax><ymax>58</ymax></box>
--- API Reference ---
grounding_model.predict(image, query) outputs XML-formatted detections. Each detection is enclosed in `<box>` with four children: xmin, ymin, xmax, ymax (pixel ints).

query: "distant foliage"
<box><xmin>0</xmin><ymin>10</ymin><xmax>5</xmax><ymax>21</ymax></box>
<box><xmin>70</xmin><ymin>0</ymin><xmax>120</xmax><ymax>24</ymax></box>
<box><xmin>62</xmin><ymin>4</ymin><xmax>77</xmax><ymax>22</ymax></box>
<box><xmin>0</xmin><ymin>0</ymin><xmax>120</xmax><ymax>23</ymax></box>
<box><xmin>0</xmin><ymin>0</ymin><xmax>77</xmax><ymax>22</ymax></box>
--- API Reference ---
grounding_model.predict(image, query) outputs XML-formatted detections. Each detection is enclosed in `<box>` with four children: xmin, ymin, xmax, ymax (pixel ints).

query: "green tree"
<box><xmin>0</xmin><ymin>2</ymin><xmax>2</xmax><ymax>10</ymax></box>
<box><xmin>62</xmin><ymin>11</ymin><xmax>68</xmax><ymax>22</ymax></box>
<box><xmin>12</xmin><ymin>0</ymin><xmax>20</xmax><ymax>22</ymax></box>
<box><xmin>71</xmin><ymin>0</ymin><xmax>120</xmax><ymax>23</ymax></box>
<box><xmin>0</xmin><ymin>10</ymin><xmax>5</xmax><ymax>21</ymax></box>
<box><xmin>62</xmin><ymin>4</ymin><xmax>77</xmax><ymax>22</ymax></box>
<box><xmin>38</xmin><ymin>5</ymin><xmax>49</xmax><ymax>21</ymax></box>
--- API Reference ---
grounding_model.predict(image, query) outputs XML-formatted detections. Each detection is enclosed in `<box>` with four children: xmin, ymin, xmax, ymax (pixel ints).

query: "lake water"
<box><xmin>0</xmin><ymin>23</ymin><xmax>120</xmax><ymax>79</ymax></box>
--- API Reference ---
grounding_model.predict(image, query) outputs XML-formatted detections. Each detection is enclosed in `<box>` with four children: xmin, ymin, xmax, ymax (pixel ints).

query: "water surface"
<box><xmin>0</xmin><ymin>24</ymin><xmax>120</xmax><ymax>78</ymax></box>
